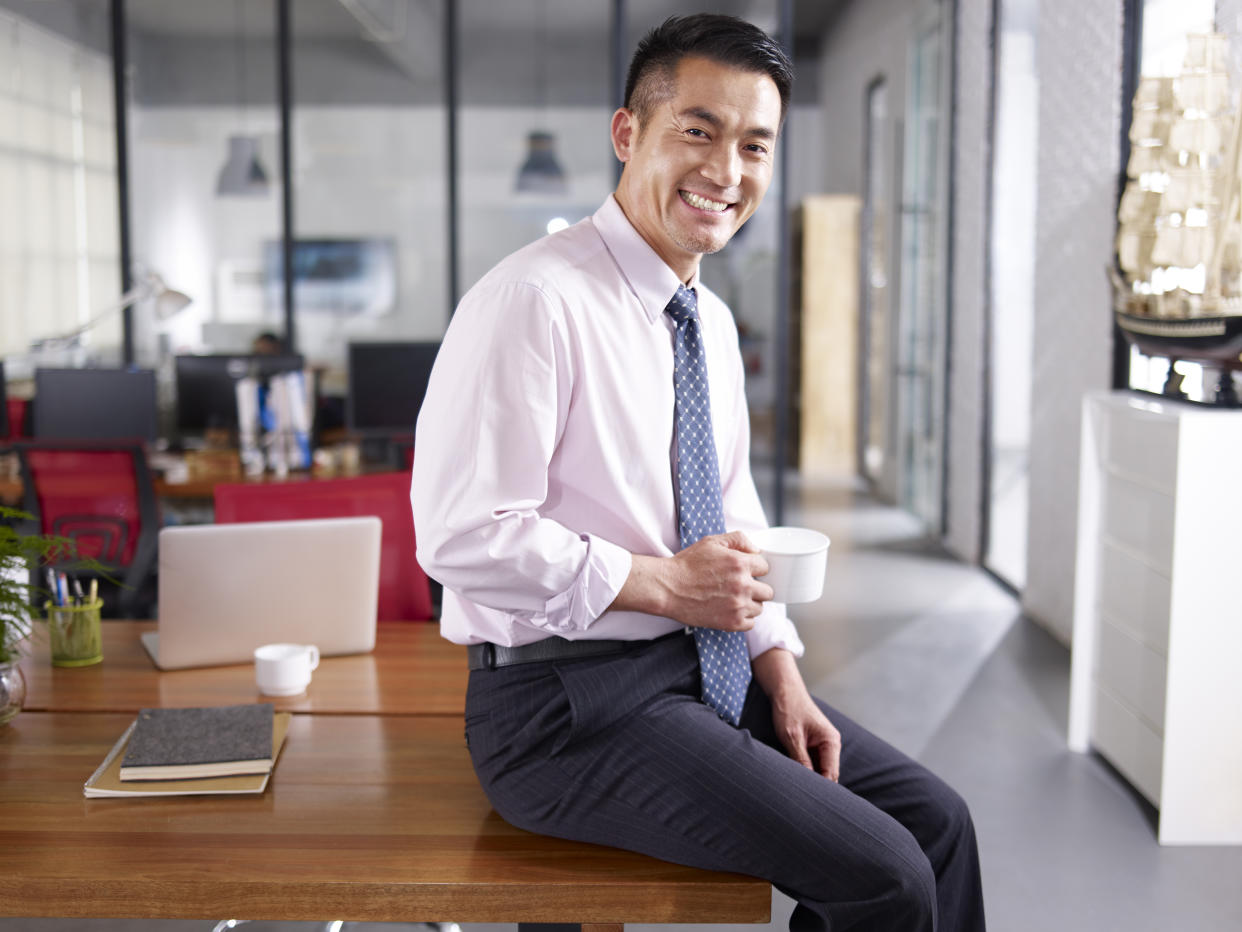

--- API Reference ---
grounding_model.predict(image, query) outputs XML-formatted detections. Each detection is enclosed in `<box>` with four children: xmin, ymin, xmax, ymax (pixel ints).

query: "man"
<box><xmin>413</xmin><ymin>14</ymin><xmax>985</xmax><ymax>931</ymax></box>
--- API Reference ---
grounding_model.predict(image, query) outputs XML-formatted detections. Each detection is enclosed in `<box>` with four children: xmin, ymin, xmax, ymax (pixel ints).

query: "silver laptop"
<box><xmin>144</xmin><ymin>516</ymin><xmax>381</xmax><ymax>670</ymax></box>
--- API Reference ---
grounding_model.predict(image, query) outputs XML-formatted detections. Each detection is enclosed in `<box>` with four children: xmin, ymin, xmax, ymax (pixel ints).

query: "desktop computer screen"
<box><xmin>175</xmin><ymin>354</ymin><xmax>305</xmax><ymax>434</ymax></box>
<box><xmin>347</xmin><ymin>342</ymin><xmax>440</xmax><ymax>437</ymax></box>
<box><xmin>33</xmin><ymin>367</ymin><xmax>159</xmax><ymax>442</ymax></box>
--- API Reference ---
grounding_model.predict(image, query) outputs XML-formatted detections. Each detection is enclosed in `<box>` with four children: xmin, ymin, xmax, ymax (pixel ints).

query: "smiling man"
<box><xmin>413</xmin><ymin>14</ymin><xmax>985</xmax><ymax>932</ymax></box>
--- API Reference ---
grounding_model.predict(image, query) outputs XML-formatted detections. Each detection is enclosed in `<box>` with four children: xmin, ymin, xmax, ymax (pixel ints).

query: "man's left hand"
<box><xmin>752</xmin><ymin>648</ymin><xmax>841</xmax><ymax>782</ymax></box>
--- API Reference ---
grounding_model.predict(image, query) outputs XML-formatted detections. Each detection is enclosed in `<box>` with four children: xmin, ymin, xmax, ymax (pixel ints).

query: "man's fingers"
<box><xmin>719</xmin><ymin>530</ymin><xmax>759</xmax><ymax>553</ymax></box>
<box><xmin>815</xmin><ymin>732</ymin><xmax>842</xmax><ymax>783</ymax></box>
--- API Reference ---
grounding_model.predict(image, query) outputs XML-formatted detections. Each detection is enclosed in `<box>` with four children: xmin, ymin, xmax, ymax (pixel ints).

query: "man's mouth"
<box><xmin>680</xmin><ymin>190</ymin><xmax>731</xmax><ymax>212</ymax></box>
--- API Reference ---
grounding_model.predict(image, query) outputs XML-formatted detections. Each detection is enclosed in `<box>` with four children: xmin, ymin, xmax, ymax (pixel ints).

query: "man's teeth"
<box><xmin>681</xmin><ymin>191</ymin><xmax>729</xmax><ymax>212</ymax></box>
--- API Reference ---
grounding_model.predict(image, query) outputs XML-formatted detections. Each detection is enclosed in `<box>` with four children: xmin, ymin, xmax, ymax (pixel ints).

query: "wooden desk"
<box><xmin>19</xmin><ymin>621</ymin><xmax>467</xmax><ymax>716</ymax></box>
<box><xmin>0</xmin><ymin>712</ymin><xmax>770</xmax><ymax>924</ymax></box>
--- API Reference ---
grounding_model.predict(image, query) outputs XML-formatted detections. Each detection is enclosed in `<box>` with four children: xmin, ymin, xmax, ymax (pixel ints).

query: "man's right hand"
<box><xmin>611</xmin><ymin>531</ymin><xmax>774</xmax><ymax>630</ymax></box>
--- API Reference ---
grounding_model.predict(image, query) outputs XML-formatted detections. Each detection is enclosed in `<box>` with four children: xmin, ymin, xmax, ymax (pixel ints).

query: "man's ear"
<box><xmin>611</xmin><ymin>107</ymin><xmax>636</xmax><ymax>162</ymax></box>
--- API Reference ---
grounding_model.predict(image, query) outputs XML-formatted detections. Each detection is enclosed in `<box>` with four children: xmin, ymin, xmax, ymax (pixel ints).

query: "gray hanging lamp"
<box><xmin>216</xmin><ymin>0</ymin><xmax>271</xmax><ymax>198</ymax></box>
<box><xmin>514</xmin><ymin>0</ymin><xmax>567</xmax><ymax>195</ymax></box>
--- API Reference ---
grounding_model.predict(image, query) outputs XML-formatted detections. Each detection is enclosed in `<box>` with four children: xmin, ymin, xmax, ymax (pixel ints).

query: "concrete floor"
<box><xmin>7</xmin><ymin>478</ymin><xmax>1242</xmax><ymax>931</ymax></box>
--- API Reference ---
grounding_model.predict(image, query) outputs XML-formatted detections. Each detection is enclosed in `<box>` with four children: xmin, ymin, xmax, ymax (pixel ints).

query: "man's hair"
<box><xmin>624</xmin><ymin>14</ymin><xmax>793</xmax><ymax>128</ymax></box>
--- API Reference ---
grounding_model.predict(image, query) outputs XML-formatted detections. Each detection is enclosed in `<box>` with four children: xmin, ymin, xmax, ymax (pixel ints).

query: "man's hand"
<box><xmin>610</xmin><ymin>530</ymin><xmax>773</xmax><ymax>630</ymax></box>
<box><xmin>752</xmin><ymin>648</ymin><xmax>842</xmax><ymax>781</ymax></box>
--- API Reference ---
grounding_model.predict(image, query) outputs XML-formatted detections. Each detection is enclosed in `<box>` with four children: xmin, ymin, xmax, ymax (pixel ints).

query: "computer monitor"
<box><xmin>347</xmin><ymin>342</ymin><xmax>440</xmax><ymax>437</ymax></box>
<box><xmin>33</xmin><ymin>367</ymin><xmax>159</xmax><ymax>442</ymax></box>
<box><xmin>175</xmin><ymin>354</ymin><xmax>305</xmax><ymax>434</ymax></box>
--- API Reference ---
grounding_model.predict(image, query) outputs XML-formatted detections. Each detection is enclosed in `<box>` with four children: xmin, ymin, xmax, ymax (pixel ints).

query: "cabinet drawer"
<box><xmin>1105</xmin><ymin>408</ymin><xmax>1178</xmax><ymax>493</ymax></box>
<box><xmin>1098</xmin><ymin>541</ymin><xmax>1171</xmax><ymax>654</ymax></box>
<box><xmin>1101</xmin><ymin>474</ymin><xmax>1174</xmax><ymax>574</ymax></box>
<box><xmin>1093</xmin><ymin>684</ymin><xmax>1164</xmax><ymax>807</ymax></box>
<box><xmin>1095</xmin><ymin>619</ymin><xmax>1167</xmax><ymax>732</ymax></box>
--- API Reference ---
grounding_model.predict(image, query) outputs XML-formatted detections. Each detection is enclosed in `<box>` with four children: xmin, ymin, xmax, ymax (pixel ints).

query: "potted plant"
<box><xmin>0</xmin><ymin>505</ymin><xmax>95</xmax><ymax>724</ymax></box>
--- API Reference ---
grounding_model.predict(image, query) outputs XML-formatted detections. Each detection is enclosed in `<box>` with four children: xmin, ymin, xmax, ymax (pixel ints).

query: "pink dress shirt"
<box><xmin>411</xmin><ymin>195</ymin><xmax>804</xmax><ymax>660</ymax></box>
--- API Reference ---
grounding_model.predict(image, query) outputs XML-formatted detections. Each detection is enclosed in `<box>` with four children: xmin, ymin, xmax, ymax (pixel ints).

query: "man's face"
<box><xmin>611</xmin><ymin>55</ymin><xmax>782</xmax><ymax>281</ymax></box>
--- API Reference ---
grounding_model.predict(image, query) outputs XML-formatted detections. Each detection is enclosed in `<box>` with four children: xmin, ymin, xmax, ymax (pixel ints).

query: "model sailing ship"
<box><xmin>1113</xmin><ymin>32</ymin><xmax>1242</xmax><ymax>404</ymax></box>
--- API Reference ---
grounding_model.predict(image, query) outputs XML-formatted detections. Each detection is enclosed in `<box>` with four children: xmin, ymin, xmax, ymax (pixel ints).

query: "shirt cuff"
<box><xmin>745</xmin><ymin>601</ymin><xmax>805</xmax><ymax>659</ymax></box>
<box><xmin>535</xmin><ymin>534</ymin><xmax>633</xmax><ymax>634</ymax></box>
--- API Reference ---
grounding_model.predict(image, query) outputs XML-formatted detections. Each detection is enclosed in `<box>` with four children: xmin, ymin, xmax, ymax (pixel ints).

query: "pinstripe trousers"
<box><xmin>464</xmin><ymin>631</ymin><xmax>986</xmax><ymax>932</ymax></box>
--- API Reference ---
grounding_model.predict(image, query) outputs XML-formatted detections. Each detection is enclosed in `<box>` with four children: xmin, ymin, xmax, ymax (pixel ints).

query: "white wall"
<box><xmin>1023</xmin><ymin>0</ymin><xmax>1122</xmax><ymax>643</ymax></box>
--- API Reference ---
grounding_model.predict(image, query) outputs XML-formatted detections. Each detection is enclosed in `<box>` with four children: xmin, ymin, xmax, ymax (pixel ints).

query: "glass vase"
<box><xmin>0</xmin><ymin>662</ymin><xmax>26</xmax><ymax>726</ymax></box>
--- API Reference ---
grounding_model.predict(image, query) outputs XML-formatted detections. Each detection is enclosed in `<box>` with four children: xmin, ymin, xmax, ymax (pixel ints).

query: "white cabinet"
<box><xmin>1069</xmin><ymin>390</ymin><xmax>1242</xmax><ymax>845</ymax></box>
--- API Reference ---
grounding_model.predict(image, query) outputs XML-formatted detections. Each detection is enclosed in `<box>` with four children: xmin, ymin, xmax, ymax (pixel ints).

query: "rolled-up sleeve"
<box><xmin>412</xmin><ymin>279</ymin><xmax>629</xmax><ymax>633</ymax></box>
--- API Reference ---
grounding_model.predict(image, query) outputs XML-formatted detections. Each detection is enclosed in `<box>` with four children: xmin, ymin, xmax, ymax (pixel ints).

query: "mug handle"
<box><xmin>306</xmin><ymin>645</ymin><xmax>320</xmax><ymax>670</ymax></box>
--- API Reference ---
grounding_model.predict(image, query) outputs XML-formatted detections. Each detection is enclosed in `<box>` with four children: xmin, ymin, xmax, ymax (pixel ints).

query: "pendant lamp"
<box><xmin>216</xmin><ymin>0</ymin><xmax>270</xmax><ymax>198</ymax></box>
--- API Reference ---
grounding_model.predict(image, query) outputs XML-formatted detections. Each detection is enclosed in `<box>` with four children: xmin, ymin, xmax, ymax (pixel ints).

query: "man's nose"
<box><xmin>701</xmin><ymin>144</ymin><xmax>742</xmax><ymax>188</ymax></box>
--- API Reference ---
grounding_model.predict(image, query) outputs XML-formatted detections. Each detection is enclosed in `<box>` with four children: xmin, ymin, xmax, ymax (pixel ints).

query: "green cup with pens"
<box><xmin>45</xmin><ymin>573</ymin><xmax>102</xmax><ymax>668</ymax></box>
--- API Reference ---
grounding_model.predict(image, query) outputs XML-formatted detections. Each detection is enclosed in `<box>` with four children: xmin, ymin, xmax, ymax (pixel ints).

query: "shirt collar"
<box><xmin>593</xmin><ymin>194</ymin><xmax>700</xmax><ymax>324</ymax></box>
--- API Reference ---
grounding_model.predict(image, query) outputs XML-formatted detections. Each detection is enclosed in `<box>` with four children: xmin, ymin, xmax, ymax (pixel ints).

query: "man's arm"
<box><xmin>609</xmin><ymin>530</ymin><xmax>773</xmax><ymax>630</ymax></box>
<box><xmin>752</xmin><ymin>647</ymin><xmax>841</xmax><ymax>781</ymax></box>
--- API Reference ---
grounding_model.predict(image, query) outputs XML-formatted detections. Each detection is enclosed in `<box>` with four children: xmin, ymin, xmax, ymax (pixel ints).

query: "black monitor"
<box><xmin>0</xmin><ymin>361</ymin><xmax>8</xmax><ymax>439</ymax></box>
<box><xmin>33</xmin><ymin>367</ymin><xmax>159</xmax><ymax>442</ymax></box>
<box><xmin>175</xmin><ymin>354</ymin><xmax>305</xmax><ymax>434</ymax></box>
<box><xmin>347</xmin><ymin>342</ymin><xmax>440</xmax><ymax>437</ymax></box>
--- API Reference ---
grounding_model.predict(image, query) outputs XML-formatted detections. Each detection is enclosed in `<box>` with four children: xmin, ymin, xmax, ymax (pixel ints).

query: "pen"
<box><xmin>45</xmin><ymin>569</ymin><xmax>59</xmax><ymax>606</ymax></box>
<box><xmin>89</xmin><ymin>578</ymin><xmax>98</xmax><ymax>606</ymax></box>
<box><xmin>57</xmin><ymin>572</ymin><xmax>68</xmax><ymax>608</ymax></box>
<box><xmin>73</xmin><ymin>577</ymin><xmax>85</xmax><ymax>604</ymax></box>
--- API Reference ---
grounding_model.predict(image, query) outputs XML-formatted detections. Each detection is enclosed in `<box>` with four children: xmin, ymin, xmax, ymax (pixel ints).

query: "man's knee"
<box><xmin>922</xmin><ymin>778</ymin><xmax>979</xmax><ymax>856</ymax></box>
<box><xmin>877</xmin><ymin>833</ymin><xmax>938</xmax><ymax>927</ymax></box>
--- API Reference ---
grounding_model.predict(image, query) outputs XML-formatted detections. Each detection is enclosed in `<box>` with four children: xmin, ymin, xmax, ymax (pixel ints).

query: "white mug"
<box><xmin>748</xmin><ymin>526</ymin><xmax>831</xmax><ymax>604</ymax></box>
<box><xmin>254</xmin><ymin>643</ymin><xmax>320</xmax><ymax>696</ymax></box>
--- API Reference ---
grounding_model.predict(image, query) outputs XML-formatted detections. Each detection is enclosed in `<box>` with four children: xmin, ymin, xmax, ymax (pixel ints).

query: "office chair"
<box><xmin>4</xmin><ymin>398</ymin><xmax>29</xmax><ymax>442</ymax></box>
<box><xmin>213</xmin><ymin>470</ymin><xmax>433</xmax><ymax>621</ymax></box>
<box><xmin>14</xmin><ymin>441</ymin><xmax>160</xmax><ymax>618</ymax></box>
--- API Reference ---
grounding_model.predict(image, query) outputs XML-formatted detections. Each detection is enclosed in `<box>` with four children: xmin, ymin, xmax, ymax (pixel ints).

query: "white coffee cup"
<box><xmin>748</xmin><ymin>526</ymin><xmax>831</xmax><ymax>604</ymax></box>
<box><xmin>254</xmin><ymin>643</ymin><xmax>320</xmax><ymax>696</ymax></box>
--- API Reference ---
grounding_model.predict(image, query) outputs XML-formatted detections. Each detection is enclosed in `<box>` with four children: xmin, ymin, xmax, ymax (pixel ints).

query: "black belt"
<box><xmin>468</xmin><ymin>634</ymin><xmax>673</xmax><ymax>671</ymax></box>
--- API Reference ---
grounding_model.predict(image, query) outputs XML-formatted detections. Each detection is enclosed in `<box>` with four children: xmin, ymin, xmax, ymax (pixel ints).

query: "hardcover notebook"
<box><xmin>84</xmin><ymin>710</ymin><xmax>292</xmax><ymax>798</ymax></box>
<box><xmin>121</xmin><ymin>703</ymin><xmax>275</xmax><ymax>780</ymax></box>
<box><xmin>144</xmin><ymin>516</ymin><xmax>381</xmax><ymax>670</ymax></box>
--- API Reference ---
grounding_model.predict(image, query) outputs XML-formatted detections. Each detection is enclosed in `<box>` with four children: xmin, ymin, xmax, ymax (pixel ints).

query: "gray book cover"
<box><xmin>121</xmin><ymin>703</ymin><xmax>274</xmax><ymax>772</ymax></box>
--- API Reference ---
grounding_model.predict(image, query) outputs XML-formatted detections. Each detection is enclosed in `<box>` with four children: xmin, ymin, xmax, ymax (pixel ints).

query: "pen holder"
<box><xmin>45</xmin><ymin>600</ymin><xmax>104</xmax><ymax>667</ymax></box>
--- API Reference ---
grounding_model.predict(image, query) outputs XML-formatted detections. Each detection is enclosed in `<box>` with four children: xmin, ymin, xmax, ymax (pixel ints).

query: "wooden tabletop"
<box><xmin>19</xmin><ymin>621</ymin><xmax>468</xmax><ymax>716</ymax></box>
<box><xmin>0</xmin><ymin>712</ymin><xmax>771</xmax><ymax>924</ymax></box>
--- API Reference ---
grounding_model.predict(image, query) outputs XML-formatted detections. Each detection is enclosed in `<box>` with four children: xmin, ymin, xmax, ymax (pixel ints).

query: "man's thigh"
<box><xmin>465</xmin><ymin>637</ymin><xmax>935</xmax><ymax>908</ymax></box>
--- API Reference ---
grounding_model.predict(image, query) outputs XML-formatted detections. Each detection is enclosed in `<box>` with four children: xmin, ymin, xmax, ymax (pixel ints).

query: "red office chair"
<box><xmin>5</xmin><ymin>398</ymin><xmax>29</xmax><ymax>441</ymax></box>
<box><xmin>213</xmin><ymin>471</ymin><xmax>433</xmax><ymax>621</ymax></box>
<box><xmin>15</xmin><ymin>442</ymin><xmax>160</xmax><ymax>618</ymax></box>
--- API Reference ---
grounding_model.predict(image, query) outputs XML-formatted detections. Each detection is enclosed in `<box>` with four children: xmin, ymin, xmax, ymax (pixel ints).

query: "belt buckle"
<box><xmin>482</xmin><ymin>642</ymin><xmax>496</xmax><ymax>670</ymax></box>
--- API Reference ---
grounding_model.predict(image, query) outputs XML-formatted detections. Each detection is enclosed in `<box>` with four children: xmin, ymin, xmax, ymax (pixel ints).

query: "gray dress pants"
<box><xmin>464</xmin><ymin>631</ymin><xmax>985</xmax><ymax>932</ymax></box>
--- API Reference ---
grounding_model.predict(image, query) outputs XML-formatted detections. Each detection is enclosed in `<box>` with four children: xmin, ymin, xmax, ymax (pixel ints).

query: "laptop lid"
<box><xmin>148</xmin><ymin>516</ymin><xmax>381</xmax><ymax>670</ymax></box>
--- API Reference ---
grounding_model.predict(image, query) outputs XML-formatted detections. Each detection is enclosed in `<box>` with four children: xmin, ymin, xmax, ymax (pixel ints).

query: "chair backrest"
<box><xmin>15</xmin><ymin>442</ymin><xmax>161</xmax><ymax>617</ymax></box>
<box><xmin>5</xmin><ymin>398</ymin><xmax>29</xmax><ymax>441</ymax></box>
<box><xmin>213</xmin><ymin>471</ymin><xmax>432</xmax><ymax>621</ymax></box>
<box><xmin>17</xmin><ymin>443</ymin><xmax>157</xmax><ymax>566</ymax></box>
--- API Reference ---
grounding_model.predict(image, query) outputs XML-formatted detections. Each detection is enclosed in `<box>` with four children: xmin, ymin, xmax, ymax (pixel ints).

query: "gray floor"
<box><xmin>8</xmin><ymin>478</ymin><xmax>1242</xmax><ymax>932</ymax></box>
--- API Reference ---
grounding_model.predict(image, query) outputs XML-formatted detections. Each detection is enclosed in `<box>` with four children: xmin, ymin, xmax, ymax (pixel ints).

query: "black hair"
<box><xmin>624</xmin><ymin>14</ymin><xmax>793</xmax><ymax>127</ymax></box>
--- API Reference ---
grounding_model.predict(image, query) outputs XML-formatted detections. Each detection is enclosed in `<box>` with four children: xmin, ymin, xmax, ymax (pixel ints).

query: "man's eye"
<box><xmin>686</xmin><ymin>128</ymin><xmax>708</xmax><ymax>138</ymax></box>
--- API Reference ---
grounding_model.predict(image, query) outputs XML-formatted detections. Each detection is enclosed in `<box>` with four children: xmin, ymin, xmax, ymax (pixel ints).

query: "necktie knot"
<box><xmin>664</xmin><ymin>285</ymin><xmax>698</xmax><ymax>326</ymax></box>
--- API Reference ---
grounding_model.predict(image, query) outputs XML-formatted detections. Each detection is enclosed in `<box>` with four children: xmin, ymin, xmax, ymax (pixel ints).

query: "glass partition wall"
<box><xmin>4</xmin><ymin>0</ymin><xmax>797</xmax><ymax>516</ymax></box>
<box><xmin>0</xmin><ymin>0</ymin><xmax>120</xmax><ymax>374</ymax></box>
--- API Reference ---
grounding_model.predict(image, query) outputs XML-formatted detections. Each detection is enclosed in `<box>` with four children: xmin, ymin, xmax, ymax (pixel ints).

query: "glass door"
<box><xmin>860</xmin><ymin>77</ymin><xmax>891</xmax><ymax>485</ymax></box>
<box><xmin>984</xmin><ymin>0</ymin><xmax>1037</xmax><ymax>588</ymax></box>
<box><xmin>896</xmin><ymin>0</ymin><xmax>950</xmax><ymax>530</ymax></box>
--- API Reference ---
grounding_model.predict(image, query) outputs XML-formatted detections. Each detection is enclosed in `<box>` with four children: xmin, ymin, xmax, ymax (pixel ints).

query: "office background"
<box><xmin>4</xmin><ymin>1</ymin><xmax>1242</xmax><ymax>930</ymax></box>
<box><xmin>4</xmin><ymin>0</ymin><xmax>1239</xmax><ymax>636</ymax></box>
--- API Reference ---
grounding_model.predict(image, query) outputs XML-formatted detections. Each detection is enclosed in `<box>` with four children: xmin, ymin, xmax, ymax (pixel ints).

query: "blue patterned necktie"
<box><xmin>665</xmin><ymin>284</ymin><xmax>752</xmax><ymax>726</ymax></box>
